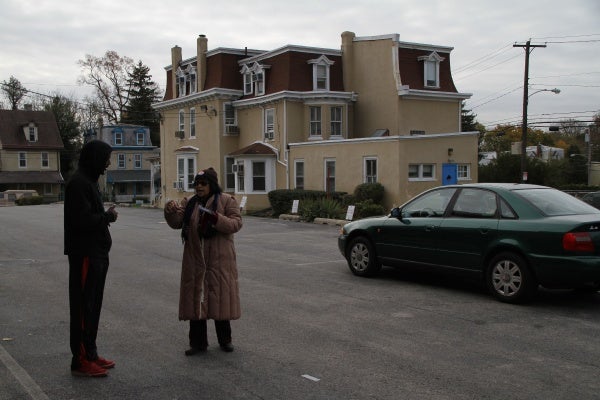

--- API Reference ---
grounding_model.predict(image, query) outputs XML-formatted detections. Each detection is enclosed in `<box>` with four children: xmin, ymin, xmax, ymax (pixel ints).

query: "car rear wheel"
<box><xmin>346</xmin><ymin>236</ymin><xmax>381</xmax><ymax>277</ymax></box>
<box><xmin>486</xmin><ymin>252</ymin><xmax>537</xmax><ymax>303</ymax></box>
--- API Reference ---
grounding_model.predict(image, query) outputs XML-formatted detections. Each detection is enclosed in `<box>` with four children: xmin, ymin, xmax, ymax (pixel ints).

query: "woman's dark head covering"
<box><xmin>78</xmin><ymin>140</ymin><xmax>112</xmax><ymax>182</ymax></box>
<box><xmin>193</xmin><ymin>167</ymin><xmax>222</xmax><ymax>195</ymax></box>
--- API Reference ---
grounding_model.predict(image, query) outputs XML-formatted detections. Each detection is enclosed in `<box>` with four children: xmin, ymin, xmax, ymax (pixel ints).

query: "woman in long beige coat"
<box><xmin>164</xmin><ymin>168</ymin><xmax>242</xmax><ymax>355</ymax></box>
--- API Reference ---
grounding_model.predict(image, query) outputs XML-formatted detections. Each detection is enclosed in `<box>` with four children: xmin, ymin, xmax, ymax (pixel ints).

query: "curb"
<box><xmin>279</xmin><ymin>214</ymin><xmax>348</xmax><ymax>226</ymax></box>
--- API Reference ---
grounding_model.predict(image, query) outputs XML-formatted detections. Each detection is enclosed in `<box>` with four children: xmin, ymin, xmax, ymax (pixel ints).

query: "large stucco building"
<box><xmin>153</xmin><ymin>31</ymin><xmax>477</xmax><ymax>211</ymax></box>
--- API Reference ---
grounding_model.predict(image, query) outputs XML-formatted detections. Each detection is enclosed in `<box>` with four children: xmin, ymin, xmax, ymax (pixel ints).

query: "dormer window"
<box><xmin>176</xmin><ymin>67</ymin><xmax>186</xmax><ymax>97</ymax></box>
<box><xmin>418</xmin><ymin>52</ymin><xmax>445</xmax><ymax>88</ymax></box>
<box><xmin>186</xmin><ymin>65</ymin><xmax>197</xmax><ymax>94</ymax></box>
<box><xmin>240</xmin><ymin>62</ymin><xmax>269</xmax><ymax>96</ymax></box>
<box><xmin>136</xmin><ymin>129</ymin><xmax>145</xmax><ymax>145</ymax></box>
<box><xmin>308</xmin><ymin>55</ymin><xmax>334</xmax><ymax>91</ymax></box>
<box><xmin>113</xmin><ymin>128</ymin><xmax>124</xmax><ymax>145</ymax></box>
<box><xmin>25</xmin><ymin>123</ymin><xmax>38</xmax><ymax>142</ymax></box>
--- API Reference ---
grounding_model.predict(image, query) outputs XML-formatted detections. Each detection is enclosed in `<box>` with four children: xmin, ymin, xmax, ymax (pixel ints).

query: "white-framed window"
<box><xmin>457</xmin><ymin>164</ymin><xmax>471</xmax><ymax>181</ymax></box>
<box><xmin>310</xmin><ymin>106</ymin><xmax>321</xmax><ymax>136</ymax></box>
<box><xmin>225</xmin><ymin>157</ymin><xmax>235</xmax><ymax>191</ymax></box>
<box><xmin>308</xmin><ymin>55</ymin><xmax>334</xmax><ymax>91</ymax></box>
<box><xmin>19</xmin><ymin>152</ymin><xmax>26</xmax><ymax>168</ymax></box>
<box><xmin>330</xmin><ymin>106</ymin><xmax>342</xmax><ymax>136</ymax></box>
<box><xmin>236</xmin><ymin>161</ymin><xmax>245</xmax><ymax>192</ymax></box>
<box><xmin>241</xmin><ymin>62</ymin><xmax>269</xmax><ymax>96</ymax></box>
<box><xmin>408</xmin><ymin>163</ymin><xmax>436</xmax><ymax>181</ymax></box>
<box><xmin>190</xmin><ymin>108</ymin><xmax>196</xmax><ymax>138</ymax></box>
<box><xmin>188</xmin><ymin>67</ymin><xmax>197</xmax><ymax>94</ymax></box>
<box><xmin>295</xmin><ymin>159</ymin><xmax>304</xmax><ymax>190</ymax></box>
<box><xmin>136</xmin><ymin>131</ymin><xmax>145</xmax><ymax>145</ymax></box>
<box><xmin>177</xmin><ymin>155</ymin><xmax>196</xmax><ymax>192</ymax></box>
<box><xmin>364</xmin><ymin>157</ymin><xmax>377</xmax><ymax>183</ymax></box>
<box><xmin>134</xmin><ymin>154</ymin><xmax>142</xmax><ymax>169</ymax></box>
<box><xmin>179</xmin><ymin>109</ymin><xmax>185</xmax><ymax>133</ymax></box>
<box><xmin>243</xmin><ymin>72</ymin><xmax>253</xmax><ymax>95</ymax></box>
<box><xmin>324</xmin><ymin>159</ymin><xmax>336</xmax><ymax>193</ymax></box>
<box><xmin>176</xmin><ymin>67</ymin><xmax>186</xmax><ymax>97</ymax></box>
<box><xmin>418</xmin><ymin>52</ymin><xmax>444</xmax><ymax>88</ymax></box>
<box><xmin>41</xmin><ymin>152</ymin><xmax>49</xmax><ymax>168</ymax></box>
<box><xmin>224</xmin><ymin>103</ymin><xmax>236</xmax><ymax>126</ymax></box>
<box><xmin>252</xmin><ymin>161</ymin><xmax>266</xmax><ymax>192</ymax></box>
<box><xmin>264</xmin><ymin>108</ymin><xmax>275</xmax><ymax>140</ymax></box>
<box><xmin>114</xmin><ymin>131</ymin><xmax>123</xmax><ymax>145</ymax></box>
<box><xmin>254</xmin><ymin>71</ymin><xmax>265</xmax><ymax>95</ymax></box>
<box><xmin>117</xmin><ymin>153</ymin><xmax>126</xmax><ymax>169</ymax></box>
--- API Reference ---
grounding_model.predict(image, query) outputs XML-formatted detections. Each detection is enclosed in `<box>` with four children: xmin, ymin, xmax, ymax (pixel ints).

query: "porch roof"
<box><xmin>228</xmin><ymin>142</ymin><xmax>276</xmax><ymax>156</ymax></box>
<box><xmin>0</xmin><ymin>171</ymin><xmax>64</xmax><ymax>184</ymax></box>
<box><xmin>106</xmin><ymin>170</ymin><xmax>151</xmax><ymax>183</ymax></box>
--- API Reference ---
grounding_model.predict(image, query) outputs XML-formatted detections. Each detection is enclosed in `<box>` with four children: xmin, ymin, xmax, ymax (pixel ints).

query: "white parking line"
<box><xmin>0</xmin><ymin>344</ymin><xmax>49</xmax><ymax>400</ymax></box>
<box><xmin>301</xmin><ymin>374</ymin><xmax>321</xmax><ymax>382</ymax></box>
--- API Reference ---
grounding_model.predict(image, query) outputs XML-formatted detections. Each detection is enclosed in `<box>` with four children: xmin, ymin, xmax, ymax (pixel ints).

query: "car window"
<box><xmin>515</xmin><ymin>188</ymin><xmax>600</xmax><ymax>216</ymax></box>
<box><xmin>500</xmin><ymin>198</ymin><xmax>517</xmax><ymax>219</ymax></box>
<box><xmin>402</xmin><ymin>188</ymin><xmax>456</xmax><ymax>217</ymax></box>
<box><xmin>450</xmin><ymin>188</ymin><xmax>497</xmax><ymax>218</ymax></box>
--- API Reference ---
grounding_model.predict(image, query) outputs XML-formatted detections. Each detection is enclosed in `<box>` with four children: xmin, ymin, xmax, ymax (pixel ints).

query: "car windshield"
<box><xmin>514</xmin><ymin>188</ymin><xmax>599</xmax><ymax>216</ymax></box>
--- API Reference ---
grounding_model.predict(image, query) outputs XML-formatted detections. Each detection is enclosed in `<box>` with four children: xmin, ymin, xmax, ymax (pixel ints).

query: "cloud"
<box><xmin>1</xmin><ymin>0</ymin><xmax>598</xmax><ymax>128</ymax></box>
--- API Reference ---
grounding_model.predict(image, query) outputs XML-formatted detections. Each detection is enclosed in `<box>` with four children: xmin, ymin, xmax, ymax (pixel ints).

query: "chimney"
<box><xmin>197</xmin><ymin>35</ymin><xmax>208</xmax><ymax>92</ymax></box>
<box><xmin>341</xmin><ymin>31</ymin><xmax>355</xmax><ymax>92</ymax></box>
<box><xmin>171</xmin><ymin>45</ymin><xmax>182</xmax><ymax>98</ymax></box>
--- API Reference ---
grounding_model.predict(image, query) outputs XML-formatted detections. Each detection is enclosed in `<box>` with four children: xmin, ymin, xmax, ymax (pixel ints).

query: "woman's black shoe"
<box><xmin>220</xmin><ymin>343</ymin><xmax>234</xmax><ymax>352</ymax></box>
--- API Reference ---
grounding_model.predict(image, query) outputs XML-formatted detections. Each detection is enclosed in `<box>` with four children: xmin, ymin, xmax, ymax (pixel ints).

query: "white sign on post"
<box><xmin>291</xmin><ymin>199</ymin><xmax>299</xmax><ymax>214</ymax></box>
<box><xmin>240</xmin><ymin>196</ymin><xmax>248</xmax><ymax>210</ymax></box>
<box><xmin>346</xmin><ymin>205</ymin><xmax>355</xmax><ymax>221</ymax></box>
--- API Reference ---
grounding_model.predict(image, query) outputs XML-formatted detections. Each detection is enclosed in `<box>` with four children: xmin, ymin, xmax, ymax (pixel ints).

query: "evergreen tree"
<box><xmin>122</xmin><ymin>61</ymin><xmax>162</xmax><ymax>146</ymax></box>
<box><xmin>43</xmin><ymin>94</ymin><xmax>82</xmax><ymax>180</ymax></box>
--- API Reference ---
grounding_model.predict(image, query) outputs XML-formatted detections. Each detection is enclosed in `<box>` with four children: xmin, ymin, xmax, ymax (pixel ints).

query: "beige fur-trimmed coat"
<box><xmin>164</xmin><ymin>193</ymin><xmax>242</xmax><ymax>321</ymax></box>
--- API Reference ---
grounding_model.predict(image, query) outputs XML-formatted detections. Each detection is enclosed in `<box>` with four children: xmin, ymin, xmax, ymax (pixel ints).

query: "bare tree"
<box><xmin>1</xmin><ymin>76</ymin><xmax>28</xmax><ymax>110</ymax></box>
<box><xmin>77</xmin><ymin>51</ymin><xmax>134</xmax><ymax>124</ymax></box>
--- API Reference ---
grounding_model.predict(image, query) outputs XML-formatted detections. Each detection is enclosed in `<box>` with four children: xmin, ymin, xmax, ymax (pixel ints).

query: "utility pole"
<box><xmin>514</xmin><ymin>40</ymin><xmax>546</xmax><ymax>182</ymax></box>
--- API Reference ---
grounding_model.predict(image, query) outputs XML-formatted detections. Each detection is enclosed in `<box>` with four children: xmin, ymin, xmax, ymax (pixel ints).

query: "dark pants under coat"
<box><xmin>189</xmin><ymin>319</ymin><xmax>232</xmax><ymax>349</ymax></box>
<box><xmin>68</xmin><ymin>255</ymin><xmax>109</xmax><ymax>368</ymax></box>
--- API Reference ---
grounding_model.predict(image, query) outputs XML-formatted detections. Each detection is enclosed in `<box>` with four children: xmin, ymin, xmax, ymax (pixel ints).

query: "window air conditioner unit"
<box><xmin>225</xmin><ymin>125</ymin><xmax>239</xmax><ymax>135</ymax></box>
<box><xmin>232</xmin><ymin>164</ymin><xmax>244</xmax><ymax>174</ymax></box>
<box><xmin>175</xmin><ymin>130</ymin><xmax>185</xmax><ymax>139</ymax></box>
<box><xmin>173</xmin><ymin>180</ymin><xmax>184</xmax><ymax>191</ymax></box>
<box><xmin>265</xmin><ymin>130</ymin><xmax>274</xmax><ymax>140</ymax></box>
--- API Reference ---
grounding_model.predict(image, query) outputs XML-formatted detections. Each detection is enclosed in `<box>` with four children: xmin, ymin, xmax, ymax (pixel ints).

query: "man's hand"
<box><xmin>107</xmin><ymin>205</ymin><xmax>118</xmax><ymax>222</ymax></box>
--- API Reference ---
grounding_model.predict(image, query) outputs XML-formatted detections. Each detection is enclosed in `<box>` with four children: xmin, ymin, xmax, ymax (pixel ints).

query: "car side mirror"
<box><xmin>390</xmin><ymin>207</ymin><xmax>402</xmax><ymax>219</ymax></box>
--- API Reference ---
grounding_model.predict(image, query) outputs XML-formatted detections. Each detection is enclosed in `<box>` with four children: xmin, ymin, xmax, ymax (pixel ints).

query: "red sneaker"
<box><xmin>94</xmin><ymin>356</ymin><xmax>115</xmax><ymax>369</ymax></box>
<box><xmin>71</xmin><ymin>359</ymin><xmax>108</xmax><ymax>377</ymax></box>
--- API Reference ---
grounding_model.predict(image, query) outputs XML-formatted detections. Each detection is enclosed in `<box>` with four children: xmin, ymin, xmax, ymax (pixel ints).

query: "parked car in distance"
<box><xmin>338</xmin><ymin>183</ymin><xmax>600</xmax><ymax>303</ymax></box>
<box><xmin>581</xmin><ymin>191</ymin><xmax>600</xmax><ymax>209</ymax></box>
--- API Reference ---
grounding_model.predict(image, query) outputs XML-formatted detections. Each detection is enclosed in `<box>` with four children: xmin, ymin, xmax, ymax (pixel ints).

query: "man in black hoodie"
<box><xmin>64</xmin><ymin>140</ymin><xmax>118</xmax><ymax>377</ymax></box>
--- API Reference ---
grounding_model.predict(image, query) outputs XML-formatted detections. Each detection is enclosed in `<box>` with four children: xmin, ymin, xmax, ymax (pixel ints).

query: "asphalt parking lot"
<box><xmin>1</xmin><ymin>204</ymin><xmax>600</xmax><ymax>400</ymax></box>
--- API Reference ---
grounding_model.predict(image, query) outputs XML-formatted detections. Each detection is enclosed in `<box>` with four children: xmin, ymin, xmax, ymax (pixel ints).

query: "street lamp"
<box><xmin>520</xmin><ymin>87</ymin><xmax>561</xmax><ymax>182</ymax></box>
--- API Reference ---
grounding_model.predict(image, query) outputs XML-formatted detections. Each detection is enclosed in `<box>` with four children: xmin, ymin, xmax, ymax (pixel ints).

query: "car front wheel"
<box><xmin>346</xmin><ymin>236</ymin><xmax>381</xmax><ymax>277</ymax></box>
<box><xmin>486</xmin><ymin>252</ymin><xmax>537</xmax><ymax>303</ymax></box>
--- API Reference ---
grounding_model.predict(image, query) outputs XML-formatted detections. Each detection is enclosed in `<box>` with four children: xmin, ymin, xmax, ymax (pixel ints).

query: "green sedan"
<box><xmin>338</xmin><ymin>183</ymin><xmax>600</xmax><ymax>303</ymax></box>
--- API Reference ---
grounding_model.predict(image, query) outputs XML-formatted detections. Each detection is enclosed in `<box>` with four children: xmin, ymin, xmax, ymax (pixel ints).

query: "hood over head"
<box><xmin>78</xmin><ymin>140</ymin><xmax>112</xmax><ymax>181</ymax></box>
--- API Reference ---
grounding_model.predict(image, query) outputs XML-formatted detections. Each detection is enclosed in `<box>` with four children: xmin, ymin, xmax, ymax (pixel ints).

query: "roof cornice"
<box><xmin>233</xmin><ymin>91</ymin><xmax>357</xmax><ymax>109</ymax></box>
<box><xmin>152</xmin><ymin>88</ymin><xmax>243</xmax><ymax>110</ymax></box>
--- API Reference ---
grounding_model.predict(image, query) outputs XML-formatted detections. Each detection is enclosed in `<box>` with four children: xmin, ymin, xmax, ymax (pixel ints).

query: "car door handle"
<box><xmin>425</xmin><ymin>225</ymin><xmax>438</xmax><ymax>231</ymax></box>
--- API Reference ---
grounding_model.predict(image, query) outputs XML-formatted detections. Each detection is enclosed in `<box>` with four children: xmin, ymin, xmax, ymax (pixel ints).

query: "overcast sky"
<box><xmin>1</xmin><ymin>0</ymin><xmax>598</xmax><ymax>130</ymax></box>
